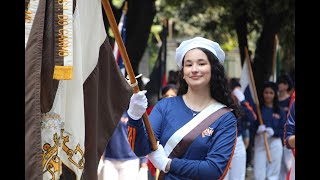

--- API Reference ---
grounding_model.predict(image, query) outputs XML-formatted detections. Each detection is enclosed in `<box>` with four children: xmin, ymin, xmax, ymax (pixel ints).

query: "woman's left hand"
<box><xmin>148</xmin><ymin>144</ymin><xmax>171</xmax><ymax>173</ymax></box>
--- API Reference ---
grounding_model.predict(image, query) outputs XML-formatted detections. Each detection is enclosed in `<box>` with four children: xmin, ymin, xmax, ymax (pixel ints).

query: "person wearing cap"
<box><xmin>253</xmin><ymin>81</ymin><xmax>286</xmax><ymax>180</ymax></box>
<box><xmin>223</xmin><ymin>78</ymin><xmax>257</xmax><ymax>180</ymax></box>
<box><xmin>126</xmin><ymin>37</ymin><xmax>240</xmax><ymax>179</ymax></box>
<box><xmin>276</xmin><ymin>74</ymin><xmax>294</xmax><ymax>180</ymax></box>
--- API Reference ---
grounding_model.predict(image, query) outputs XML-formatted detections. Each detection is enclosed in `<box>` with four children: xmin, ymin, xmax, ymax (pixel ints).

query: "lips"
<box><xmin>190</xmin><ymin>76</ymin><xmax>201</xmax><ymax>79</ymax></box>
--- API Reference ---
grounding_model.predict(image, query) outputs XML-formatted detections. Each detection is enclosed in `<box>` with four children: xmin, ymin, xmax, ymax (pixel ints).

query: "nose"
<box><xmin>191</xmin><ymin>64</ymin><xmax>199</xmax><ymax>73</ymax></box>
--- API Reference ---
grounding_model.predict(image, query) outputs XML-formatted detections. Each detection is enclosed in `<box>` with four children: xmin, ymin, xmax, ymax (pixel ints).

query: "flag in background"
<box><xmin>112</xmin><ymin>2</ymin><xmax>128</xmax><ymax>76</ymax></box>
<box><xmin>25</xmin><ymin>0</ymin><xmax>132</xmax><ymax>179</ymax></box>
<box><xmin>240</xmin><ymin>60</ymin><xmax>256</xmax><ymax>111</ymax></box>
<box><xmin>160</xmin><ymin>19</ymin><xmax>168</xmax><ymax>88</ymax></box>
<box><xmin>269</xmin><ymin>34</ymin><xmax>279</xmax><ymax>82</ymax></box>
<box><xmin>276</xmin><ymin>45</ymin><xmax>281</xmax><ymax>80</ymax></box>
<box><xmin>145</xmin><ymin>19</ymin><xmax>168</xmax><ymax>102</ymax></box>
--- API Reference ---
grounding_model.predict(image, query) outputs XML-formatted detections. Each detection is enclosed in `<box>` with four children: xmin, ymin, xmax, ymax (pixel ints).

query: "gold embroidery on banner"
<box><xmin>42</xmin><ymin>133</ymin><xmax>62</xmax><ymax>180</ymax></box>
<box><xmin>42</xmin><ymin>112</ymin><xmax>63</xmax><ymax>179</ymax></box>
<box><xmin>53</xmin><ymin>0</ymin><xmax>73</xmax><ymax>80</ymax></box>
<box><xmin>61</xmin><ymin>129</ymin><xmax>85</xmax><ymax>169</ymax></box>
<box><xmin>25</xmin><ymin>2</ymin><xmax>32</xmax><ymax>23</ymax></box>
<box><xmin>57</xmin><ymin>0</ymin><xmax>70</xmax><ymax>58</ymax></box>
<box><xmin>58</xmin><ymin>28</ymin><xmax>69</xmax><ymax>57</ymax></box>
<box><xmin>41</xmin><ymin>111</ymin><xmax>85</xmax><ymax>179</ymax></box>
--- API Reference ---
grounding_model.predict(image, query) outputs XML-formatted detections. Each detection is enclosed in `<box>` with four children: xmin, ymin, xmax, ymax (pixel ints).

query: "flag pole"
<box><xmin>159</xmin><ymin>17</ymin><xmax>168</xmax><ymax>100</ymax></box>
<box><xmin>271</xmin><ymin>34</ymin><xmax>278</xmax><ymax>82</ymax></box>
<box><xmin>244</xmin><ymin>47</ymin><xmax>272</xmax><ymax>163</ymax></box>
<box><xmin>102</xmin><ymin>0</ymin><xmax>158</xmax><ymax>151</ymax></box>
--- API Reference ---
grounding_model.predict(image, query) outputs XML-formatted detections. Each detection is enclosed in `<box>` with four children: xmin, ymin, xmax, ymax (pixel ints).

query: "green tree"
<box><xmin>158</xmin><ymin>0</ymin><xmax>295</xmax><ymax>93</ymax></box>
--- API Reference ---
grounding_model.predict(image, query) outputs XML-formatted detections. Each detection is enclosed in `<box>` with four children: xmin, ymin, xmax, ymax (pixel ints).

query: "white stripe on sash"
<box><xmin>163</xmin><ymin>102</ymin><xmax>226</xmax><ymax>157</ymax></box>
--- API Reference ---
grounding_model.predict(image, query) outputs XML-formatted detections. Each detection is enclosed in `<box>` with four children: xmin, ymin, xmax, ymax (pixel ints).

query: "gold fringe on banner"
<box><xmin>53</xmin><ymin>66</ymin><xmax>73</xmax><ymax>80</ymax></box>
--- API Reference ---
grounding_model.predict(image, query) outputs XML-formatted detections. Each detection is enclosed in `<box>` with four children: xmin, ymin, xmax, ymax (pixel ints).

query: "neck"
<box><xmin>183</xmin><ymin>88</ymin><xmax>215</xmax><ymax>111</ymax></box>
<box><xmin>278</xmin><ymin>91</ymin><xmax>290</xmax><ymax>100</ymax></box>
<box><xmin>265</xmin><ymin>102</ymin><xmax>273</xmax><ymax>108</ymax></box>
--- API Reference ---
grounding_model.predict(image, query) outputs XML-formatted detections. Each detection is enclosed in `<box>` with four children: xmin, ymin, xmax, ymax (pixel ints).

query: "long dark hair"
<box><xmin>177</xmin><ymin>47</ymin><xmax>241</xmax><ymax>118</ymax></box>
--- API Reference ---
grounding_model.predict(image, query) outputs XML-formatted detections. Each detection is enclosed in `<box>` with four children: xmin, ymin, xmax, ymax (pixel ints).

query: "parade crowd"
<box><xmin>98</xmin><ymin>37</ymin><xmax>295</xmax><ymax>180</ymax></box>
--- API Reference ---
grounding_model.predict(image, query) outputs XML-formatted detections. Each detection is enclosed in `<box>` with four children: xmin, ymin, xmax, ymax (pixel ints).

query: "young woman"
<box><xmin>253</xmin><ymin>81</ymin><xmax>286</xmax><ymax>180</ymax></box>
<box><xmin>127</xmin><ymin>37</ymin><xmax>240</xmax><ymax>179</ymax></box>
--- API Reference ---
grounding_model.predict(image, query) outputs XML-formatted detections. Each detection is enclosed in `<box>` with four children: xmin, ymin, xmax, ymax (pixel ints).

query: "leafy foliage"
<box><xmin>153</xmin><ymin>0</ymin><xmax>294</xmax><ymax>75</ymax></box>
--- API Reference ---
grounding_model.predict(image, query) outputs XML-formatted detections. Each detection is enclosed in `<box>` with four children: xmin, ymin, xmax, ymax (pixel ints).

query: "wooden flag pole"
<box><xmin>244</xmin><ymin>47</ymin><xmax>272</xmax><ymax>163</ymax></box>
<box><xmin>102</xmin><ymin>0</ymin><xmax>158</xmax><ymax>151</ymax></box>
<box><xmin>271</xmin><ymin>34</ymin><xmax>278</xmax><ymax>82</ymax></box>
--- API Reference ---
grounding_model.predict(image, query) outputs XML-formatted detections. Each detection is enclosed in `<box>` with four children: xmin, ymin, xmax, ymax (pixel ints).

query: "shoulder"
<box><xmin>155</xmin><ymin>95</ymin><xmax>182</xmax><ymax>108</ymax></box>
<box><xmin>289</xmin><ymin>100</ymin><xmax>295</xmax><ymax>110</ymax></box>
<box><xmin>219</xmin><ymin>110</ymin><xmax>237</xmax><ymax>125</ymax></box>
<box><xmin>288</xmin><ymin>101</ymin><xmax>295</xmax><ymax>117</ymax></box>
<box><xmin>213</xmin><ymin>110</ymin><xmax>237</xmax><ymax>133</ymax></box>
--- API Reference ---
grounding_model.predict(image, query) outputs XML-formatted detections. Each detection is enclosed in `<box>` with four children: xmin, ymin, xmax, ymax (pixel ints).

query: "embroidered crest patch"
<box><xmin>202</xmin><ymin>127</ymin><xmax>214</xmax><ymax>137</ymax></box>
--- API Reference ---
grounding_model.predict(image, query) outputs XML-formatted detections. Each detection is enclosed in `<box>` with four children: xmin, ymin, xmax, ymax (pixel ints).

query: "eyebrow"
<box><xmin>184</xmin><ymin>58</ymin><xmax>207</xmax><ymax>62</ymax></box>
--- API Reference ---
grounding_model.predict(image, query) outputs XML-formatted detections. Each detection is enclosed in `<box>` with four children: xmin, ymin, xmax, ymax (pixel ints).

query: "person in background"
<box><xmin>147</xmin><ymin>83</ymin><xmax>178</xmax><ymax>180</ymax></box>
<box><xmin>161</xmin><ymin>84</ymin><xmax>178</xmax><ymax>99</ymax></box>
<box><xmin>127</xmin><ymin>37</ymin><xmax>240</xmax><ymax>179</ymax></box>
<box><xmin>224</xmin><ymin>78</ymin><xmax>257</xmax><ymax>180</ymax></box>
<box><xmin>284</xmin><ymin>91</ymin><xmax>295</xmax><ymax>180</ymax></box>
<box><xmin>277</xmin><ymin>74</ymin><xmax>294</xmax><ymax>180</ymax></box>
<box><xmin>253</xmin><ymin>81</ymin><xmax>286</xmax><ymax>180</ymax></box>
<box><xmin>98</xmin><ymin>112</ymin><xmax>148</xmax><ymax>180</ymax></box>
<box><xmin>168</xmin><ymin>70</ymin><xmax>179</xmax><ymax>85</ymax></box>
<box><xmin>148</xmin><ymin>83</ymin><xmax>178</xmax><ymax>179</ymax></box>
<box><xmin>277</xmin><ymin>74</ymin><xmax>294</xmax><ymax>114</ymax></box>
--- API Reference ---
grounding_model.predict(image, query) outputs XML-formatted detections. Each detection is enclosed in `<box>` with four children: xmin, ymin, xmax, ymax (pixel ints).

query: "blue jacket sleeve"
<box><xmin>277</xmin><ymin>108</ymin><xmax>287</xmax><ymax>139</ymax></box>
<box><xmin>127</xmin><ymin>114</ymin><xmax>151</xmax><ymax>157</ymax></box>
<box><xmin>169</xmin><ymin>113</ymin><xmax>237</xmax><ymax>180</ymax></box>
<box><xmin>285</xmin><ymin>101</ymin><xmax>295</xmax><ymax>148</ymax></box>
<box><xmin>240</xmin><ymin>100</ymin><xmax>257</xmax><ymax>126</ymax></box>
<box><xmin>127</xmin><ymin>100</ymin><xmax>164</xmax><ymax>157</ymax></box>
<box><xmin>139</xmin><ymin>156</ymin><xmax>148</xmax><ymax>164</ymax></box>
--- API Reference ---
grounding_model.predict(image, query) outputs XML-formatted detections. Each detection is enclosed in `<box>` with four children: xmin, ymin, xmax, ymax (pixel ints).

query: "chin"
<box><xmin>188</xmin><ymin>82</ymin><xmax>207</xmax><ymax>88</ymax></box>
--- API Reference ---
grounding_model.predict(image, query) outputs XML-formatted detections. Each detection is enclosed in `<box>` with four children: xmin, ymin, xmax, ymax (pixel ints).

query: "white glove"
<box><xmin>265</xmin><ymin>127</ymin><xmax>274</xmax><ymax>137</ymax></box>
<box><xmin>128</xmin><ymin>90</ymin><xmax>148</xmax><ymax>120</ymax></box>
<box><xmin>136</xmin><ymin>167</ymin><xmax>148</xmax><ymax>180</ymax></box>
<box><xmin>233</xmin><ymin>88</ymin><xmax>245</xmax><ymax>102</ymax></box>
<box><xmin>148</xmin><ymin>144</ymin><xmax>171</xmax><ymax>173</ymax></box>
<box><xmin>257</xmin><ymin>125</ymin><xmax>266</xmax><ymax>134</ymax></box>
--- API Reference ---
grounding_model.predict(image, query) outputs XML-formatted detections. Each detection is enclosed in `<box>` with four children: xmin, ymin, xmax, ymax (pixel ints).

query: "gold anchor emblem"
<box><xmin>61</xmin><ymin>129</ymin><xmax>85</xmax><ymax>169</ymax></box>
<box><xmin>42</xmin><ymin>133</ymin><xmax>61</xmax><ymax>180</ymax></box>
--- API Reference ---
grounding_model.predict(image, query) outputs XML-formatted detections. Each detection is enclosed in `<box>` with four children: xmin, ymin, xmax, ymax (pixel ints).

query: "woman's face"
<box><xmin>278</xmin><ymin>82</ymin><xmax>288</xmax><ymax>92</ymax></box>
<box><xmin>263</xmin><ymin>87</ymin><xmax>275</xmax><ymax>104</ymax></box>
<box><xmin>163</xmin><ymin>88</ymin><xmax>177</xmax><ymax>98</ymax></box>
<box><xmin>183</xmin><ymin>49</ymin><xmax>211</xmax><ymax>88</ymax></box>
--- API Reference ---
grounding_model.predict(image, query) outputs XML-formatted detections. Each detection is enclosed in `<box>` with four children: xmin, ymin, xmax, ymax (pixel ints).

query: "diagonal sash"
<box><xmin>163</xmin><ymin>102</ymin><xmax>227</xmax><ymax>157</ymax></box>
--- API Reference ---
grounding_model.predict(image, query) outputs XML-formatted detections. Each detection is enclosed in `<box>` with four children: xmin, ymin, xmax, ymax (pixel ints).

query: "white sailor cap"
<box><xmin>175</xmin><ymin>37</ymin><xmax>225</xmax><ymax>70</ymax></box>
